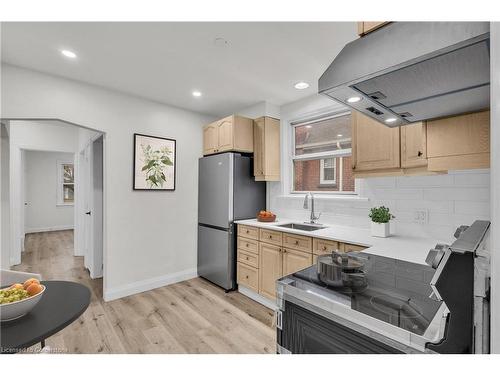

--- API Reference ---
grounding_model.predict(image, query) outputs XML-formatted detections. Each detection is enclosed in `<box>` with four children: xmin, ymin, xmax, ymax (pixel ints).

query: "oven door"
<box><xmin>278</xmin><ymin>301</ymin><xmax>403</xmax><ymax>354</ymax></box>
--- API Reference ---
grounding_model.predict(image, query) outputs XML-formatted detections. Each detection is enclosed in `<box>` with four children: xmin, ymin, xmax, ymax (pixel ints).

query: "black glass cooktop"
<box><xmin>292</xmin><ymin>253</ymin><xmax>443</xmax><ymax>335</ymax></box>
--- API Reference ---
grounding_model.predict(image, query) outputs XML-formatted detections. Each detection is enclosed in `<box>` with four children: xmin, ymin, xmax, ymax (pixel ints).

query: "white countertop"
<box><xmin>234</xmin><ymin>218</ymin><xmax>444</xmax><ymax>265</ymax></box>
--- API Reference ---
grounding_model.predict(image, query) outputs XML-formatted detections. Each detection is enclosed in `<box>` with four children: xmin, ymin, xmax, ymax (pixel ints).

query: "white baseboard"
<box><xmin>103</xmin><ymin>268</ymin><xmax>198</xmax><ymax>302</ymax></box>
<box><xmin>25</xmin><ymin>225</ymin><xmax>74</xmax><ymax>234</ymax></box>
<box><xmin>238</xmin><ymin>285</ymin><xmax>277</xmax><ymax>310</ymax></box>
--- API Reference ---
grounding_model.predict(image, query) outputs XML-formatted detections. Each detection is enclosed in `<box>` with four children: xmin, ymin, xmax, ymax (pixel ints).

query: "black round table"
<box><xmin>1</xmin><ymin>281</ymin><xmax>90</xmax><ymax>353</ymax></box>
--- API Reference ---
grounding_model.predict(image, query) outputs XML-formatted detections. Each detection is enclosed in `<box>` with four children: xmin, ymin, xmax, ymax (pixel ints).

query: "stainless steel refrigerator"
<box><xmin>198</xmin><ymin>153</ymin><xmax>266</xmax><ymax>291</ymax></box>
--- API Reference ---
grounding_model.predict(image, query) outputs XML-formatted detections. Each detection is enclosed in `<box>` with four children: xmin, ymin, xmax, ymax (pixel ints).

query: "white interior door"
<box><xmin>83</xmin><ymin>144</ymin><xmax>91</xmax><ymax>271</ymax></box>
<box><xmin>91</xmin><ymin>136</ymin><xmax>103</xmax><ymax>279</ymax></box>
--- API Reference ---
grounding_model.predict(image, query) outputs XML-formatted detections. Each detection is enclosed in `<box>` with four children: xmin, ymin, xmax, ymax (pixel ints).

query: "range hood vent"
<box><xmin>318</xmin><ymin>22</ymin><xmax>490</xmax><ymax>127</ymax></box>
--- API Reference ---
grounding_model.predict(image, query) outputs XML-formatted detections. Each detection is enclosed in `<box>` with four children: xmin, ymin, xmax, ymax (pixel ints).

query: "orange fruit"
<box><xmin>26</xmin><ymin>283</ymin><xmax>43</xmax><ymax>296</ymax></box>
<box><xmin>9</xmin><ymin>283</ymin><xmax>24</xmax><ymax>290</ymax></box>
<box><xmin>23</xmin><ymin>278</ymin><xmax>40</xmax><ymax>290</ymax></box>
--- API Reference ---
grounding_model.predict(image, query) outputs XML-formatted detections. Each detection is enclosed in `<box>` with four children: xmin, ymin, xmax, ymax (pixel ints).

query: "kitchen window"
<box><xmin>292</xmin><ymin>112</ymin><xmax>355</xmax><ymax>193</ymax></box>
<box><xmin>57</xmin><ymin>161</ymin><xmax>75</xmax><ymax>205</ymax></box>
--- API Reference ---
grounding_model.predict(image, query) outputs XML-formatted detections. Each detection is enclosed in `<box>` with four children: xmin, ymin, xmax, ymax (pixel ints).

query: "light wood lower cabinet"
<box><xmin>236</xmin><ymin>225</ymin><xmax>369</xmax><ymax>302</ymax></box>
<box><xmin>258</xmin><ymin>242</ymin><xmax>282</xmax><ymax>300</ymax></box>
<box><xmin>282</xmin><ymin>248</ymin><xmax>312</xmax><ymax>277</ymax></box>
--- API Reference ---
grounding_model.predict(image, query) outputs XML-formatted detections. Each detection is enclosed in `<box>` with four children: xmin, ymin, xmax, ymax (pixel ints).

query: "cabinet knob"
<box><xmin>246</xmin><ymin>243</ymin><xmax>249</xmax><ymax>247</ymax></box>
<box><xmin>418</xmin><ymin>151</ymin><xmax>423</xmax><ymax>157</ymax></box>
<box><xmin>284</xmin><ymin>249</ymin><xmax>287</xmax><ymax>253</ymax></box>
<box><xmin>246</xmin><ymin>230</ymin><xmax>249</xmax><ymax>233</ymax></box>
<box><xmin>295</xmin><ymin>240</ymin><xmax>299</xmax><ymax>245</ymax></box>
<box><xmin>323</xmin><ymin>246</ymin><xmax>327</xmax><ymax>251</ymax></box>
<box><xmin>278</xmin><ymin>248</ymin><xmax>282</xmax><ymax>252</ymax></box>
<box><xmin>246</xmin><ymin>257</ymin><xmax>249</xmax><ymax>261</ymax></box>
<box><xmin>269</xmin><ymin>235</ymin><xmax>272</xmax><ymax>239</ymax></box>
<box><xmin>245</xmin><ymin>275</ymin><xmax>249</xmax><ymax>279</ymax></box>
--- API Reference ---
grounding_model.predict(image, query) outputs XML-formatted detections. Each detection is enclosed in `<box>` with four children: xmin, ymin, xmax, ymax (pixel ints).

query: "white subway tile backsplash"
<box><xmin>423</xmin><ymin>187</ymin><xmax>490</xmax><ymax>201</ymax></box>
<box><xmin>270</xmin><ymin>170</ymin><xmax>490</xmax><ymax>242</ymax></box>
<box><xmin>454</xmin><ymin>201</ymin><xmax>490</xmax><ymax>215</ymax></box>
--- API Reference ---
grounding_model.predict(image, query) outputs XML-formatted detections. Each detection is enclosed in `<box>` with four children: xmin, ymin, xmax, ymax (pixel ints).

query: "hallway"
<box><xmin>12</xmin><ymin>230</ymin><xmax>275</xmax><ymax>353</ymax></box>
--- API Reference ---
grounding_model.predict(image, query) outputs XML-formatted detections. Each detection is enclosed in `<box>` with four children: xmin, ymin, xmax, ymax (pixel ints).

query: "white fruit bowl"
<box><xmin>0</xmin><ymin>285</ymin><xmax>46</xmax><ymax>322</ymax></box>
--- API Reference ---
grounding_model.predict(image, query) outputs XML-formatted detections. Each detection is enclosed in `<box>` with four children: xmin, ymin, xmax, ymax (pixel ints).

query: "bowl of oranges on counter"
<box><xmin>0</xmin><ymin>278</ymin><xmax>45</xmax><ymax>322</ymax></box>
<box><xmin>257</xmin><ymin>210</ymin><xmax>276</xmax><ymax>222</ymax></box>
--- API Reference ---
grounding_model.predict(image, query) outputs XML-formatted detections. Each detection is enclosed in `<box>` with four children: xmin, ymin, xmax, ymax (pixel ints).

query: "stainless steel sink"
<box><xmin>276</xmin><ymin>223</ymin><xmax>326</xmax><ymax>232</ymax></box>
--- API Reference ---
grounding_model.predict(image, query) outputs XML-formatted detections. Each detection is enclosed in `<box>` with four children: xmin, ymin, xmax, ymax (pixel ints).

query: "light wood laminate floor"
<box><xmin>13</xmin><ymin>230</ymin><xmax>275</xmax><ymax>353</ymax></box>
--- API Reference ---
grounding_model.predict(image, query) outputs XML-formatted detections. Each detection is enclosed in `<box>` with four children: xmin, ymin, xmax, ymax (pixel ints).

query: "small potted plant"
<box><xmin>369</xmin><ymin>206</ymin><xmax>395</xmax><ymax>238</ymax></box>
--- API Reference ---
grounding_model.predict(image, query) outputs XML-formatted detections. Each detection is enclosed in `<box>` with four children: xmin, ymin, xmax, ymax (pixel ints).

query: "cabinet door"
<box><xmin>427</xmin><ymin>111</ymin><xmax>490</xmax><ymax>171</ymax></box>
<box><xmin>282</xmin><ymin>248</ymin><xmax>312</xmax><ymax>277</ymax></box>
<box><xmin>217</xmin><ymin>116</ymin><xmax>234</xmax><ymax>152</ymax></box>
<box><xmin>253</xmin><ymin>117</ymin><xmax>265</xmax><ymax>178</ymax></box>
<box><xmin>352</xmin><ymin>111</ymin><xmax>401</xmax><ymax>172</ymax></box>
<box><xmin>401</xmin><ymin>122</ymin><xmax>427</xmax><ymax>168</ymax></box>
<box><xmin>259</xmin><ymin>242</ymin><xmax>282</xmax><ymax>300</ymax></box>
<box><xmin>203</xmin><ymin>123</ymin><xmax>218</xmax><ymax>155</ymax></box>
<box><xmin>357</xmin><ymin>22</ymin><xmax>388</xmax><ymax>36</ymax></box>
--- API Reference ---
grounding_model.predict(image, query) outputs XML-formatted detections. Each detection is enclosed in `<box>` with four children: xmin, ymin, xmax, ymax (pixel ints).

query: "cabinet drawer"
<box><xmin>313</xmin><ymin>238</ymin><xmax>340</xmax><ymax>255</ymax></box>
<box><xmin>283</xmin><ymin>233</ymin><xmax>312</xmax><ymax>253</ymax></box>
<box><xmin>238</xmin><ymin>224</ymin><xmax>259</xmax><ymax>240</ymax></box>
<box><xmin>237</xmin><ymin>249</ymin><xmax>259</xmax><ymax>268</ymax></box>
<box><xmin>341</xmin><ymin>243</ymin><xmax>367</xmax><ymax>253</ymax></box>
<box><xmin>237</xmin><ymin>236</ymin><xmax>259</xmax><ymax>254</ymax></box>
<box><xmin>259</xmin><ymin>228</ymin><xmax>282</xmax><ymax>246</ymax></box>
<box><xmin>237</xmin><ymin>262</ymin><xmax>259</xmax><ymax>292</ymax></box>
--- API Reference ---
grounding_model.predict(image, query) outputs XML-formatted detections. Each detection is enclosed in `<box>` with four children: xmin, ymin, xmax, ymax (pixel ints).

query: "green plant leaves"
<box><xmin>369</xmin><ymin>206</ymin><xmax>395</xmax><ymax>223</ymax></box>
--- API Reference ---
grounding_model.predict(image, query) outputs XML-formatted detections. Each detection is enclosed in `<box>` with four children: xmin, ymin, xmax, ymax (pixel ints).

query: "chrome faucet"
<box><xmin>303</xmin><ymin>192</ymin><xmax>321</xmax><ymax>224</ymax></box>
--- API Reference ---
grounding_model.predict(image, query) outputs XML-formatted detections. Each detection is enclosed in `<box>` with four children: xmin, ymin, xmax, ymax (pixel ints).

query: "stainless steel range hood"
<box><xmin>318</xmin><ymin>22</ymin><xmax>490</xmax><ymax>127</ymax></box>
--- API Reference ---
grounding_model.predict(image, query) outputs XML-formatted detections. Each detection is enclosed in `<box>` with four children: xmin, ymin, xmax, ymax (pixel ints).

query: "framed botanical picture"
<box><xmin>133</xmin><ymin>133</ymin><xmax>176</xmax><ymax>190</ymax></box>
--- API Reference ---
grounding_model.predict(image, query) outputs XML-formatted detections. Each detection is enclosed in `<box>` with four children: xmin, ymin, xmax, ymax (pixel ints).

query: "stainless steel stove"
<box><xmin>276</xmin><ymin>220</ymin><xmax>490</xmax><ymax>354</ymax></box>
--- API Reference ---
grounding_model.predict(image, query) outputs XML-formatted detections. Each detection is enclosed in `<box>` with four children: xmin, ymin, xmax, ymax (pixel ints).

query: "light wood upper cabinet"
<box><xmin>258</xmin><ymin>242</ymin><xmax>282</xmax><ymax>300</ymax></box>
<box><xmin>427</xmin><ymin>111</ymin><xmax>490</xmax><ymax>171</ymax></box>
<box><xmin>401</xmin><ymin>122</ymin><xmax>427</xmax><ymax>169</ymax></box>
<box><xmin>352</xmin><ymin>111</ymin><xmax>401</xmax><ymax>172</ymax></box>
<box><xmin>282</xmin><ymin>248</ymin><xmax>312</xmax><ymax>277</ymax></box>
<box><xmin>253</xmin><ymin>116</ymin><xmax>280</xmax><ymax>181</ymax></box>
<box><xmin>202</xmin><ymin>115</ymin><xmax>254</xmax><ymax>155</ymax></box>
<box><xmin>203</xmin><ymin>122</ymin><xmax>218</xmax><ymax>155</ymax></box>
<box><xmin>357</xmin><ymin>22</ymin><xmax>389</xmax><ymax>36</ymax></box>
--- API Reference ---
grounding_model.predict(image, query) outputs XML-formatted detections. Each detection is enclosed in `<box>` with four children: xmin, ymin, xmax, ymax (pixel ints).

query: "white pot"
<box><xmin>371</xmin><ymin>221</ymin><xmax>390</xmax><ymax>238</ymax></box>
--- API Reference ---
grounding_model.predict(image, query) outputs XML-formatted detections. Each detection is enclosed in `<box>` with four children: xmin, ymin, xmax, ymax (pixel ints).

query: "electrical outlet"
<box><xmin>413</xmin><ymin>210</ymin><xmax>428</xmax><ymax>224</ymax></box>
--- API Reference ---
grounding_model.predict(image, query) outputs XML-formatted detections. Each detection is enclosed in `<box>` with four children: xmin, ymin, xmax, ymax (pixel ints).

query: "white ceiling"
<box><xmin>1</xmin><ymin>22</ymin><xmax>357</xmax><ymax>117</ymax></box>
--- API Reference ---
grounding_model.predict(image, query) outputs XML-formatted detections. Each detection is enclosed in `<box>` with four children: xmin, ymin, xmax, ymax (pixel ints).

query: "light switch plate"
<box><xmin>413</xmin><ymin>210</ymin><xmax>428</xmax><ymax>224</ymax></box>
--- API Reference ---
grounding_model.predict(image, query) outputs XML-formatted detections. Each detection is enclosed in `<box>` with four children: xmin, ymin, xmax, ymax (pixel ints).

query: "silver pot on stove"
<box><xmin>317</xmin><ymin>251</ymin><xmax>367</xmax><ymax>289</ymax></box>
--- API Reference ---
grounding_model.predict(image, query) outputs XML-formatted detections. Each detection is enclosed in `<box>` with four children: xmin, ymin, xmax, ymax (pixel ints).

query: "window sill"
<box><xmin>56</xmin><ymin>203</ymin><xmax>74</xmax><ymax>207</ymax></box>
<box><xmin>277</xmin><ymin>194</ymin><xmax>369</xmax><ymax>203</ymax></box>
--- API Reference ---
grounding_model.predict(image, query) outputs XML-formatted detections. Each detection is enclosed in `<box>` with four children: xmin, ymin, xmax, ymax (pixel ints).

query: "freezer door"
<box><xmin>198</xmin><ymin>153</ymin><xmax>233</xmax><ymax>228</ymax></box>
<box><xmin>197</xmin><ymin>224</ymin><xmax>235</xmax><ymax>290</ymax></box>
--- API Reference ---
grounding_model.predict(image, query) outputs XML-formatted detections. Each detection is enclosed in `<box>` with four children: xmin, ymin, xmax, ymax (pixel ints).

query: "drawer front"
<box><xmin>237</xmin><ymin>236</ymin><xmax>259</xmax><ymax>254</ymax></box>
<box><xmin>313</xmin><ymin>238</ymin><xmax>340</xmax><ymax>255</ymax></box>
<box><xmin>259</xmin><ymin>228</ymin><xmax>282</xmax><ymax>246</ymax></box>
<box><xmin>238</xmin><ymin>224</ymin><xmax>259</xmax><ymax>240</ymax></box>
<box><xmin>237</xmin><ymin>262</ymin><xmax>259</xmax><ymax>292</ymax></box>
<box><xmin>283</xmin><ymin>233</ymin><xmax>312</xmax><ymax>253</ymax></box>
<box><xmin>237</xmin><ymin>249</ymin><xmax>259</xmax><ymax>268</ymax></box>
<box><xmin>342</xmin><ymin>243</ymin><xmax>367</xmax><ymax>253</ymax></box>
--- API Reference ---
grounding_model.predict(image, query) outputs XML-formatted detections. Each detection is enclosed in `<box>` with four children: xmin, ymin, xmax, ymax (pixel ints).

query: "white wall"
<box><xmin>236</xmin><ymin>100</ymin><xmax>280</xmax><ymax>119</ymax></box>
<box><xmin>268</xmin><ymin>94</ymin><xmax>491</xmax><ymax>242</ymax></box>
<box><xmin>1</xmin><ymin>124</ymin><xmax>10</xmax><ymax>270</ymax></box>
<box><xmin>24</xmin><ymin>150</ymin><xmax>75</xmax><ymax>233</ymax></box>
<box><xmin>1</xmin><ymin>64</ymin><xmax>212</xmax><ymax>300</ymax></box>
<box><xmin>489</xmin><ymin>21</ymin><xmax>499</xmax><ymax>353</ymax></box>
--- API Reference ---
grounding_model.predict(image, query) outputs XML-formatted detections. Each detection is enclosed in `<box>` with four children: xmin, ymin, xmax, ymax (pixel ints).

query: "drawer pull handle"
<box><xmin>295</xmin><ymin>240</ymin><xmax>299</xmax><ymax>245</ymax></box>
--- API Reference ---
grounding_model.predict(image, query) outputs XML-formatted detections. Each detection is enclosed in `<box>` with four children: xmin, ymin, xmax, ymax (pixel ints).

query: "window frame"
<box><xmin>57</xmin><ymin>160</ymin><xmax>75</xmax><ymax>206</ymax></box>
<box><xmin>290</xmin><ymin>110</ymin><xmax>356</xmax><ymax>195</ymax></box>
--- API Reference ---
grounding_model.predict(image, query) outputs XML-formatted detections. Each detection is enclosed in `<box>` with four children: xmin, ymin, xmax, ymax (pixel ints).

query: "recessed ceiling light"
<box><xmin>346</xmin><ymin>96</ymin><xmax>362</xmax><ymax>103</ymax></box>
<box><xmin>61</xmin><ymin>49</ymin><xmax>77</xmax><ymax>59</ymax></box>
<box><xmin>337</xmin><ymin>134</ymin><xmax>343</xmax><ymax>137</ymax></box>
<box><xmin>385</xmin><ymin>117</ymin><xmax>397</xmax><ymax>123</ymax></box>
<box><xmin>192</xmin><ymin>90</ymin><xmax>202</xmax><ymax>97</ymax></box>
<box><xmin>294</xmin><ymin>81</ymin><xmax>310</xmax><ymax>90</ymax></box>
